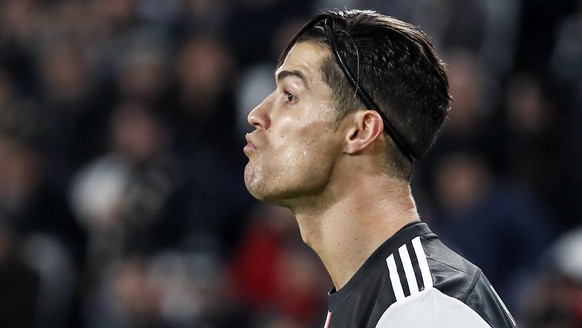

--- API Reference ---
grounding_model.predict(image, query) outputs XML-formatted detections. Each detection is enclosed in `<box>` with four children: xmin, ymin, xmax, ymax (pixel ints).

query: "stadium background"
<box><xmin>0</xmin><ymin>0</ymin><xmax>580</xmax><ymax>327</ymax></box>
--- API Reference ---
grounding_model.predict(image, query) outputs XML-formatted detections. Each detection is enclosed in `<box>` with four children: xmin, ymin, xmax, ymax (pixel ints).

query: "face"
<box><xmin>243</xmin><ymin>42</ymin><xmax>344</xmax><ymax>206</ymax></box>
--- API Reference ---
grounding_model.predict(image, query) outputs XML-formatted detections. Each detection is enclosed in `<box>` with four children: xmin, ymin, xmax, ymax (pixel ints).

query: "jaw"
<box><xmin>245</xmin><ymin>140</ymin><xmax>342</xmax><ymax>207</ymax></box>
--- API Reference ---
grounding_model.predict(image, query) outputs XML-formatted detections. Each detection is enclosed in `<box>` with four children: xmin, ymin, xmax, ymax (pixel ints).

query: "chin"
<box><xmin>246</xmin><ymin>187</ymin><xmax>266</xmax><ymax>201</ymax></box>
<box><xmin>244</xmin><ymin>176</ymin><xmax>269</xmax><ymax>202</ymax></box>
<box><xmin>245</xmin><ymin>183</ymin><xmax>292</xmax><ymax>208</ymax></box>
<box><xmin>244</xmin><ymin>165</ymin><xmax>275</xmax><ymax>202</ymax></box>
<box><xmin>246</xmin><ymin>186</ymin><xmax>277</xmax><ymax>204</ymax></box>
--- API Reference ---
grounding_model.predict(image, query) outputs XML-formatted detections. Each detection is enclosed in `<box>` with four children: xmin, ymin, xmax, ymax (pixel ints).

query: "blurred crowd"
<box><xmin>0</xmin><ymin>0</ymin><xmax>580</xmax><ymax>327</ymax></box>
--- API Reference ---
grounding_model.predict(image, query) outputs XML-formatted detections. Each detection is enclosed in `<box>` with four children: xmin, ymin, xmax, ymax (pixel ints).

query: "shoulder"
<box><xmin>326</xmin><ymin>223</ymin><xmax>518</xmax><ymax>328</ymax></box>
<box><xmin>375</xmin><ymin>287</ymin><xmax>492</xmax><ymax>327</ymax></box>
<box><xmin>377</xmin><ymin>234</ymin><xmax>517</xmax><ymax>327</ymax></box>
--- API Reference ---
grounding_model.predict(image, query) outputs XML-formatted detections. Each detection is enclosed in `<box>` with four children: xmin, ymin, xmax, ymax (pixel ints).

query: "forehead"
<box><xmin>276</xmin><ymin>42</ymin><xmax>330</xmax><ymax>85</ymax></box>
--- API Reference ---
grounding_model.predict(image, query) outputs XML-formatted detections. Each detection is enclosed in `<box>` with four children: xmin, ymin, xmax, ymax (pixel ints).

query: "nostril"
<box><xmin>247</xmin><ymin>95</ymin><xmax>272</xmax><ymax>129</ymax></box>
<box><xmin>247</xmin><ymin>109</ymin><xmax>261</xmax><ymax>127</ymax></box>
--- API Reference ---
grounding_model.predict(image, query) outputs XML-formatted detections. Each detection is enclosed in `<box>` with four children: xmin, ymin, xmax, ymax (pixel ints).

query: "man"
<box><xmin>243</xmin><ymin>9</ymin><xmax>518</xmax><ymax>327</ymax></box>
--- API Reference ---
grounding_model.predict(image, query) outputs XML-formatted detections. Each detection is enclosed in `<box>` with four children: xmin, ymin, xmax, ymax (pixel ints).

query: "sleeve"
<box><xmin>374</xmin><ymin>287</ymin><xmax>492</xmax><ymax>328</ymax></box>
<box><xmin>464</xmin><ymin>274</ymin><xmax>518</xmax><ymax>328</ymax></box>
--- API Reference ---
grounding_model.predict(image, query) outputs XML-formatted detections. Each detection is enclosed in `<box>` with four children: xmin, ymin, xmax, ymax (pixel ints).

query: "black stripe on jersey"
<box><xmin>407</xmin><ymin>241</ymin><xmax>425</xmax><ymax>292</ymax></box>
<box><xmin>392</xmin><ymin>248</ymin><xmax>411</xmax><ymax>297</ymax></box>
<box><xmin>386</xmin><ymin>236</ymin><xmax>435</xmax><ymax>302</ymax></box>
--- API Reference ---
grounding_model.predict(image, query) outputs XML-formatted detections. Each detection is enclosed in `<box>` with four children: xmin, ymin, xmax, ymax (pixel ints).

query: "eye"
<box><xmin>285</xmin><ymin>91</ymin><xmax>296</xmax><ymax>104</ymax></box>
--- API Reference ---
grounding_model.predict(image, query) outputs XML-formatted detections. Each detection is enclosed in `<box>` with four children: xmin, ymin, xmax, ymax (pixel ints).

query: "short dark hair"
<box><xmin>278</xmin><ymin>10</ymin><xmax>451</xmax><ymax>179</ymax></box>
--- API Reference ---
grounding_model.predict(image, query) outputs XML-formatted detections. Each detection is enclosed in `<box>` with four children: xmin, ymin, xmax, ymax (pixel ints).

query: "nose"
<box><xmin>247</xmin><ymin>95</ymin><xmax>272</xmax><ymax>129</ymax></box>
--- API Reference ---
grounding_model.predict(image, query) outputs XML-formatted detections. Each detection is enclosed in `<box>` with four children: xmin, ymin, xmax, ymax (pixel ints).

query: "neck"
<box><xmin>292</xmin><ymin>175</ymin><xmax>420</xmax><ymax>290</ymax></box>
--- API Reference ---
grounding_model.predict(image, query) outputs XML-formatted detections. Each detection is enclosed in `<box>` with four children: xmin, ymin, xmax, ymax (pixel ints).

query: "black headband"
<box><xmin>323</xmin><ymin>18</ymin><xmax>416</xmax><ymax>162</ymax></box>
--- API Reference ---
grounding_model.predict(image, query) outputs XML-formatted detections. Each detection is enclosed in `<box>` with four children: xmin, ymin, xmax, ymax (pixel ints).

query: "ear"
<box><xmin>343</xmin><ymin>110</ymin><xmax>384</xmax><ymax>154</ymax></box>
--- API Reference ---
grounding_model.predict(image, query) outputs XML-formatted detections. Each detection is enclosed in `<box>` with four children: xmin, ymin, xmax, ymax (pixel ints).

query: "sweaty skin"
<box><xmin>244</xmin><ymin>42</ymin><xmax>343</xmax><ymax>208</ymax></box>
<box><xmin>243</xmin><ymin>41</ymin><xmax>420</xmax><ymax>290</ymax></box>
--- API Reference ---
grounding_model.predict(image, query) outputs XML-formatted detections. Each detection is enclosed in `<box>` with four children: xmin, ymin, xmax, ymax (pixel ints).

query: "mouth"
<box><xmin>243</xmin><ymin>133</ymin><xmax>257</xmax><ymax>155</ymax></box>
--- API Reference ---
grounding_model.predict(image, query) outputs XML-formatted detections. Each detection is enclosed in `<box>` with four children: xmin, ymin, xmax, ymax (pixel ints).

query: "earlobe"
<box><xmin>344</xmin><ymin>110</ymin><xmax>384</xmax><ymax>154</ymax></box>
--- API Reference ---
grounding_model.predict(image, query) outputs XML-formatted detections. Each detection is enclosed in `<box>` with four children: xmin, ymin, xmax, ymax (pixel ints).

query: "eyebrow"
<box><xmin>275</xmin><ymin>69</ymin><xmax>310</xmax><ymax>89</ymax></box>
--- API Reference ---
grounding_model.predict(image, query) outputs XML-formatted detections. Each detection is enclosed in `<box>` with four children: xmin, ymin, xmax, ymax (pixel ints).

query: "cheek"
<box><xmin>244</xmin><ymin>135</ymin><xmax>329</xmax><ymax>198</ymax></box>
<box><xmin>280</xmin><ymin>132</ymin><xmax>336</xmax><ymax>182</ymax></box>
<box><xmin>244</xmin><ymin>118</ymin><xmax>340</xmax><ymax>201</ymax></box>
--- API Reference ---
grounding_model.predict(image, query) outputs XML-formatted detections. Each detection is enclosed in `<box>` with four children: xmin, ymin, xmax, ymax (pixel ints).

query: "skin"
<box><xmin>244</xmin><ymin>41</ymin><xmax>420</xmax><ymax>290</ymax></box>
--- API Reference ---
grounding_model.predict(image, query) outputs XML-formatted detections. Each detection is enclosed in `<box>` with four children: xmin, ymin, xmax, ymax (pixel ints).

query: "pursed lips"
<box><xmin>244</xmin><ymin>133</ymin><xmax>258</xmax><ymax>155</ymax></box>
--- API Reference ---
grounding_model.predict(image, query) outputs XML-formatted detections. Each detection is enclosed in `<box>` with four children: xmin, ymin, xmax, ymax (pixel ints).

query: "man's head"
<box><xmin>279</xmin><ymin>10</ymin><xmax>451</xmax><ymax>178</ymax></box>
<box><xmin>243</xmin><ymin>10</ymin><xmax>450</xmax><ymax>206</ymax></box>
